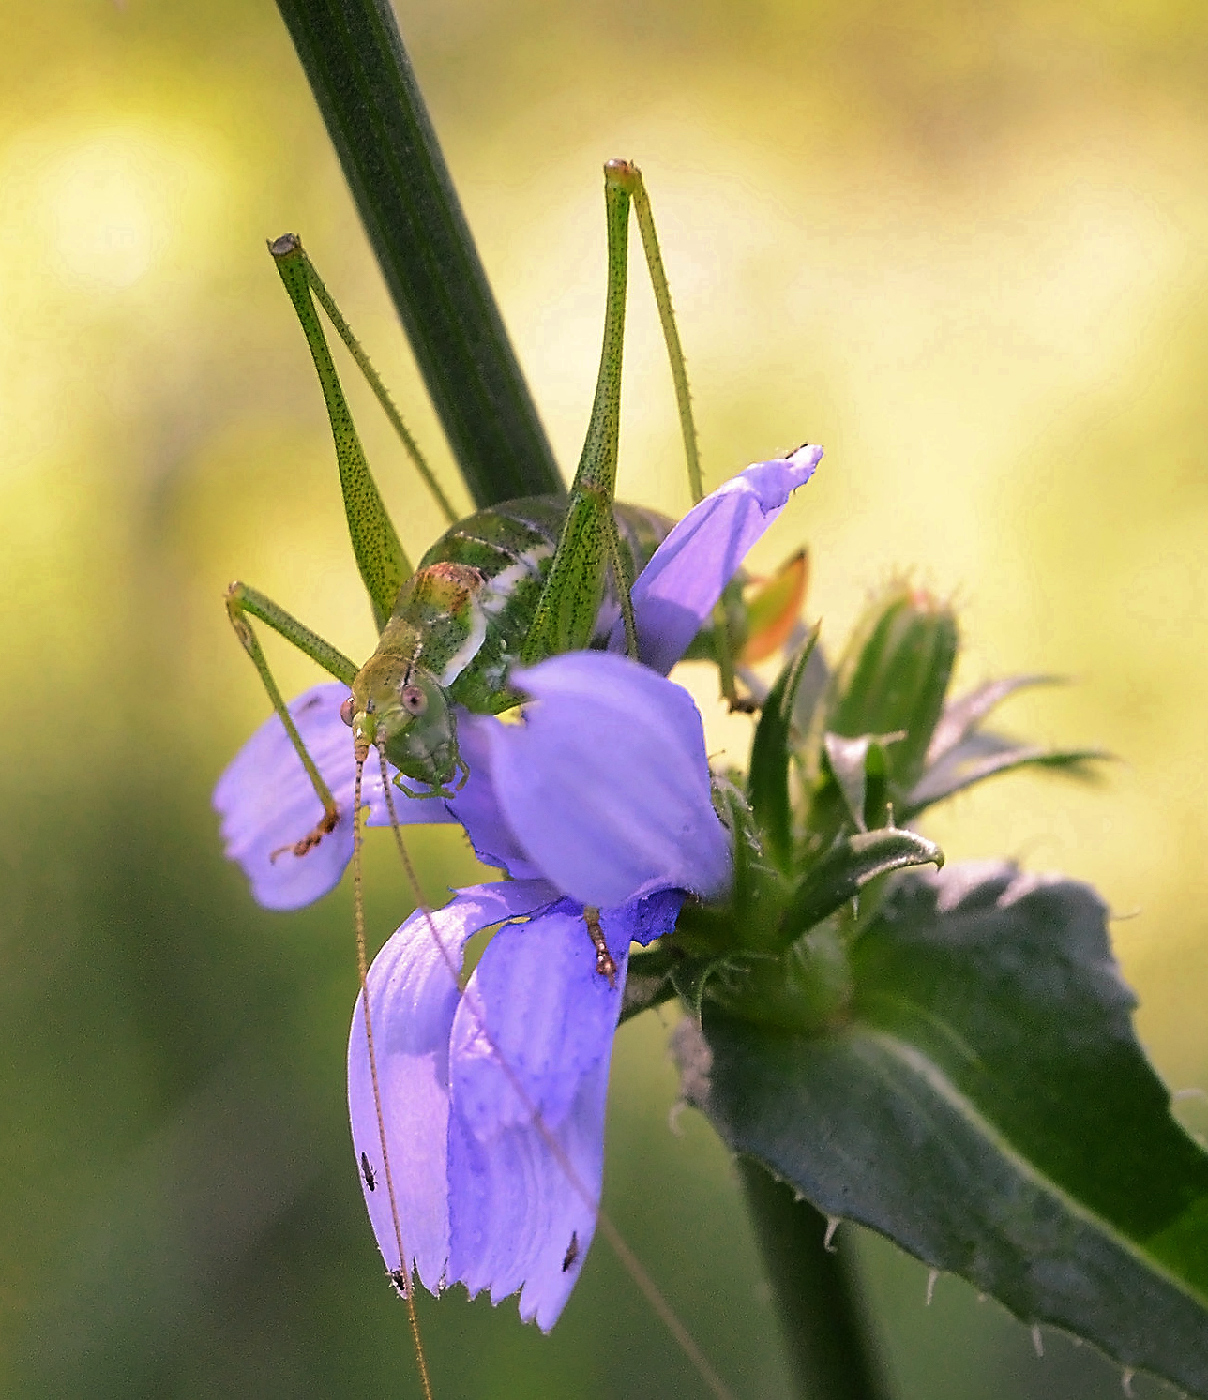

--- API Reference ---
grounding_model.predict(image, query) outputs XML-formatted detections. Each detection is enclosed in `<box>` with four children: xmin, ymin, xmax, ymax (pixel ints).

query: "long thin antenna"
<box><xmin>375</xmin><ymin>754</ymin><xmax>734</xmax><ymax>1400</ymax></box>
<box><xmin>354</xmin><ymin>758</ymin><xmax>433</xmax><ymax>1400</ymax></box>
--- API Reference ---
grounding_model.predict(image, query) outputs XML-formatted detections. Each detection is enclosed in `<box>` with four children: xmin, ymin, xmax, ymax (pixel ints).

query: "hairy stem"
<box><xmin>738</xmin><ymin>1157</ymin><xmax>893</xmax><ymax>1400</ymax></box>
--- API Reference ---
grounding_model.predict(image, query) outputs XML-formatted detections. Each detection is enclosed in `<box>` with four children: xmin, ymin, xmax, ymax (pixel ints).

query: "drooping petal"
<box><xmin>446</xmin><ymin>892</ymin><xmax>681</xmax><ymax>1329</ymax></box>
<box><xmin>489</xmin><ymin>653</ymin><xmax>731</xmax><ymax>909</ymax></box>
<box><xmin>348</xmin><ymin>879</ymin><xmax>556</xmax><ymax>1293</ymax></box>
<box><xmin>609</xmin><ymin>445</ymin><xmax>823</xmax><ymax>674</ymax></box>
<box><xmin>446</xmin><ymin>711</ymin><xmax>544</xmax><ymax>882</ymax></box>
<box><xmin>214</xmin><ymin>684</ymin><xmax>452</xmax><ymax>911</ymax></box>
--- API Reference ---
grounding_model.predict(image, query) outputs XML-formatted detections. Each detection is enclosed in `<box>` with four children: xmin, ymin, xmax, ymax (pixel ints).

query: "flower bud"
<box><xmin>824</xmin><ymin>583</ymin><xmax>959</xmax><ymax>799</ymax></box>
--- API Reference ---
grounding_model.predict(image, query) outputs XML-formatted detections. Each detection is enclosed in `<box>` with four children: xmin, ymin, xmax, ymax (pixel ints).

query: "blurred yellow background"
<box><xmin>3</xmin><ymin>1</ymin><xmax>1206</xmax><ymax>1396</ymax></box>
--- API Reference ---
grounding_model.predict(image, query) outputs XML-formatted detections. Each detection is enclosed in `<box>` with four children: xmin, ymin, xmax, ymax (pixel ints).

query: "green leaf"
<box><xmin>904</xmin><ymin>733</ymin><xmax>1109</xmax><ymax>817</ymax></box>
<box><xmin>747</xmin><ymin>628</ymin><xmax>820</xmax><ymax>868</ymax></box>
<box><xmin>275</xmin><ymin>0</ymin><xmax>562</xmax><ymax>508</ymax></box>
<box><xmin>782</xmin><ymin>827</ymin><xmax>943</xmax><ymax>940</ymax></box>
<box><xmin>677</xmin><ymin>862</ymin><xmax>1208</xmax><ymax>1397</ymax></box>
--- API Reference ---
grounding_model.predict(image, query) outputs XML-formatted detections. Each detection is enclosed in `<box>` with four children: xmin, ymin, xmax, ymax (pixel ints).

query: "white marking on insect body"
<box><xmin>1031</xmin><ymin>1324</ymin><xmax>1044</xmax><ymax>1358</ymax></box>
<box><xmin>1121</xmin><ymin>1367</ymin><xmax>1135</xmax><ymax>1397</ymax></box>
<box><xmin>480</xmin><ymin>546</ymin><xmax>553</xmax><ymax>616</ymax></box>
<box><xmin>925</xmin><ymin>1268</ymin><xmax>939</xmax><ymax>1305</ymax></box>
<box><xmin>823</xmin><ymin>1217</ymin><xmax>840</xmax><ymax>1253</ymax></box>
<box><xmin>437</xmin><ymin>600</ymin><xmax>489</xmax><ymax>687</ymax></box>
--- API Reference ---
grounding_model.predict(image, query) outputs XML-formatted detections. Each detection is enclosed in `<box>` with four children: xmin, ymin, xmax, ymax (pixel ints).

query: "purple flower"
<box><xmin>212</xmin><ymin>445</ymin><xmax>819</xmax><ymax>1325</ymax></box>
<box><xmin>213</xmin><ymin>445</ymin><xmax>820</xmax><ymax>907</ymax></box>
<box><xmin>349</xmin><ymin>652</ymin><xmax>727</xmax><ymax>1328</ymax></box>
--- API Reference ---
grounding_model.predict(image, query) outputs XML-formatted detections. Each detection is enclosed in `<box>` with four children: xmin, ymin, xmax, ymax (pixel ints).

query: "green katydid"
<box><xmin>225</xmin><ymin>159</ymin><xmax>789</xmax><ymax>858</ymax></box>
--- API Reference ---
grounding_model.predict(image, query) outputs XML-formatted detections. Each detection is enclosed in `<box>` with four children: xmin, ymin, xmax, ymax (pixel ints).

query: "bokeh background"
<box><xmin>3</xmin><ymin>1</ymin><xmax>1207</xmax><ymax>1396</ymax></box>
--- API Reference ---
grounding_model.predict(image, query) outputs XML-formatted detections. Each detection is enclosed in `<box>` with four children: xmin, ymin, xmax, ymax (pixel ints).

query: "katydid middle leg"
<box><xmin>225</xmin><ymin>580</ymin><xmax>357</xmax><ymax>854</ymax></box>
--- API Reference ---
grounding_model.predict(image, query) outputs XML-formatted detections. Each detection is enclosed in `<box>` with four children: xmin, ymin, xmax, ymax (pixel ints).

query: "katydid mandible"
<box><xmin>226</xmin><ymin>159</ymin><xmax>749</xmax><ymax>858</ymax></box>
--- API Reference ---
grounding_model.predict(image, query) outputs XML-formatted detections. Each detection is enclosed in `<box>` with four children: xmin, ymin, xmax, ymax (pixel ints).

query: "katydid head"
<box><xmin>341</xmin><ymin>658</ymin><xmax>462</xmax><ymax>796</ymax></box>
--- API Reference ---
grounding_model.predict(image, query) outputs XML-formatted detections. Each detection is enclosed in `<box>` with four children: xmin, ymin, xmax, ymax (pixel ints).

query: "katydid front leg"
<box><xmin>225</xmin><ymin>580</ymin><xmax>357</xmax><ymax>854</ymax></box>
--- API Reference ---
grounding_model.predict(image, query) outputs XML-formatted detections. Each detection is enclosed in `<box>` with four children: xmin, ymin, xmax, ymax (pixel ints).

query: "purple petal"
<box><xmin>213</xmin><ymin>684</ymin><xmax>452</xmax><ymax>912</ymax></box>
<box><xmin>446</xmin><ymin>894</ymin><xmax>680</xmax><ymax>1328</ymax></box>
<box><xmin>347</xmin><ymin>880</ymin><xmax>555</xmax><ymax>1293</ymax></box>
<box><xmin>609</xmin><ymin>445</ymin><xmax>822</xmax><ymax>674</ymax></box>
<box><xmin>490</xmin><ymin>654</ymin><xmax>731</xmax><ymax>909</ymax></box>
<box><xmin>446</xmin><ymin>712</ymin><xmax>543</xmax><ymax>882</ymax></box>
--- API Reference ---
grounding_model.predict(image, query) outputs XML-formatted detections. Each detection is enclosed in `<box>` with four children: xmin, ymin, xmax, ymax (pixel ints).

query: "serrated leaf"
<box><xmin>926</xmin><ymin>673</ymin><xmax>1059</xmax><ymax>765</ymax></box>
<box><xmin>782</xmin><ymin>827</ymin><xmax>943</xmax><ymax>940</ymax></box>
<box><xmin>905</xmin><ymin>733</ymin><xmax>1109</xmax><ymax>817</ymax></box>
<box><xmin>678</xmin><ymin>862</ymin><xmax>1208</xmax><ymax>1398</ymax></box>
<box><xmin>747</xmin><ymin>628</ymin><xmax>820</xmax><ymax>868</ymax></box>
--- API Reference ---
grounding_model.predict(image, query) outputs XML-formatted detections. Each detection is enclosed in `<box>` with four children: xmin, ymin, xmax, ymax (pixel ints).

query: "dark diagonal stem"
<box><xmin>275</xmin><ymin>0</ymin><xmax>563</xmax><ymax>508</ymax></box>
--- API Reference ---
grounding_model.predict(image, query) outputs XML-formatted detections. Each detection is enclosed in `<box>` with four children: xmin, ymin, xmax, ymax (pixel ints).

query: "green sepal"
<box><xmin>670</xmin><ymin>955</ymin><xmax>727</xmax><ymax>1023</ymax></box>
<box><xmin>704</xmin><ymin>921</ymin><xmax>854</xmax><ymax>1036</ymax></box>
<box><xmin>926</xmin><ymin>673</ymin><xmax>1058</xmax><ymax>765</ymax></box>
<box><xmin>903</xmin><ymin>737</ymin><xmax>1110</xmax><ymax>818</ymax></box>
<box><xmin>823</xmin><ymin>584</ymin><xmax>959</xmax><ymax>795</ymax></box>
<box><xmin>902</xmin><ymin>670</ymin><xmax>1110</xmax><ymax>816</ymax></box>
<box><xmin>677</xmin><ymin>782</ymin><xmax>789</xmax><ymax>960</ymax></box>
<box><xmin>677</xmin><ymin>861</ymin><xmax>1208</xmax><ymax>1399</ymax></box>
<box><xmin>618</xmin><ymin>943</ymin><xmax>679</xmax><ymax>1026</ymax></box>
<box><xmin>270</xmin><ymin>234</ymin><xmax>410</xmax><ymax>631</ymax></box>
<box><xmin>746</xmin><ymin>627</ymin><xmax>820</xmax><ymax>869</ymax></box>
<box><xmin>819</xmin><ymin>731</ymin><xmax>897</xmax><ymax>834</ymax></box>
<box><xmin>782</xmin><ymin>826</ymin><xmax>943</xmax><ymax>942</ymax></box>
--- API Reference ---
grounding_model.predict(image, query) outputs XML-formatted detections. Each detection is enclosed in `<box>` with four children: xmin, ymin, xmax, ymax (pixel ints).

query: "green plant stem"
<box><xmin>738</xmin><ymin>1156</ymin><xmax>892</xmax><ymax>1400</ymax></box>
<box><xmin>275</xmin><ymin>0</ymin><xmax>563</xmax><ymax>509</ymax></box>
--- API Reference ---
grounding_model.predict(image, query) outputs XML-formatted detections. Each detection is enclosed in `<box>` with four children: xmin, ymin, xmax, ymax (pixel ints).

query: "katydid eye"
<box><xmin>400</xmin><ymin>684</ymin><xmax>428</xmax><ymax>716</ymax></box>
<box><xmin>339</xmin><ymin>696</ymin><xmax>355</xmax><ymax>727</ymax></box>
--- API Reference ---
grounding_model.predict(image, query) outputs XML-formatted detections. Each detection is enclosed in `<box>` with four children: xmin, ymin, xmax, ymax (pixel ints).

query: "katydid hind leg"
<box><xmin>523</xmin><ymin>162</ymin><xmax>633</xmax><ymax>665</ymax></box>
<box><xmin>299</xmin><ymin>246</ymin><xmax>460</xmax><ymax>529</ymax></box>
<box><xmin>270</xmin><ymin>234</ymin><xmax>411</xmax><ymax>633</ymax></box>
